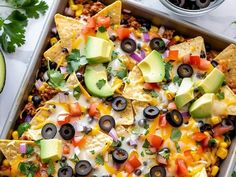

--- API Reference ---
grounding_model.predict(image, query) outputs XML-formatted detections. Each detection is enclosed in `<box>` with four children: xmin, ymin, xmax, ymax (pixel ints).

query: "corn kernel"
<box><xmin>12</xmin><ymin>131</ymin><xmax>19</xmax><ymax>140</ymax></box>
<box><xmin>70</xmin><ymin>4</ymin><xmax>80</xmax><ymax>10</ymax></box>
<box><xmin>211</xmin><ymin>166</ymin><xmax>219</xmax><ymax>176</ymax></box>
<box><xmin>150</xmin><ymin>26</ymin><xmax>158</xmax><ymax>33</ymax></box>
<box><xmin>216</xmin><ymin>147</ymin><xmax>228</xmax><ymax>159</ymax></box>
<box><xmin>3</xmin><ymin>159</ymin><xmax>10</xmax><ymax>167</ymax></box>
<box><xmin>174</xmin><ymin>35</ymin><xmax>180</xmax><ymax>42</ymax></box>
<box><xmin>69</xmin><ymin>0</ymin><xmax>74</xmax><ymax>6</ymax></box>
<box><xmin>204</xmin><ymin>131</ymin><xmax>211</xmax><ymax>137</ymax></box>
<box><xmin>133</xmin><ymin>31</ymin><xmax>142</xmax><ymax>38</ymax></box>
<box><xmin>210</xmin><ymin>116</ymin><xmax>222</xmax><ymax>125</ymax></box>
<box><xmin>28</xmin><ymin>95</ymin><xmax>33</xmax><ymax>102</ymax></box>
<box><xmin>50</xmin><ymin>37</ymin><xmax>58</xmax><ymax>46</ymax></box>
<box><xmin>219</xmin><ymin>142</ymin><xmax>228</xmax><ymax>148</ymax></box>
<box><xmin>75</xmin><ymin>9</ymin><xmax>83</xmax><ymax>17</ymax></box>
<box><xmin>165</xmin><ymin>91</ymin><xmax>175</xmax><ymax>100</ymax></box>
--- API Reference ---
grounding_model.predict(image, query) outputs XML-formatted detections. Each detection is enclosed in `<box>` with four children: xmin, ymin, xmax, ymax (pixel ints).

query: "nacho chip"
<box><xmin>43</xmin><ymin>40</ymin><xmax>67</xmax><ymax>66</ymax></box>
<box><xmin>111</xmin><ymin>99</ymin><xmax>134</xmax><ymax>125</ymax></box>
<box><xmin>132</xmin><ymin>100</ymin><xmax>149</xmax><ymax>115</ymax></box>
<box><xmin>0</xmin><ymin>140</ymin><xmax>35</xmax><ymax>165</ymax></box>
<box><xmin>123</xmin><ymin>66</ymin><xmax>156</xmax><ymax>104</ymax></box>
<box><xmin>170</xmin><ymin>36</ymin><xmax>206</xmax><ymax>59</ymax></box>
<box><xmin>93</xmin><ymin>1</ymin><xmax>122</xmax><ymax>25</ymax></box>
<box><xmin>214</xmin><ymin>44</ymin><xmax>236</xmax><ymax>86</ymax></box>
<box><xmin>54</xmin><ymin>14</ymin><xmax>83</xmax><ymax>51</ymax></box>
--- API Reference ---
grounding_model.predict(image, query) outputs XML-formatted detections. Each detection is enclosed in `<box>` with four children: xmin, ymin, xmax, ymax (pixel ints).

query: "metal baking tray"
<box><xmin>0</xmin><ymin>0</ymin><xmax>235</xmax><ymax>176</ymax></box>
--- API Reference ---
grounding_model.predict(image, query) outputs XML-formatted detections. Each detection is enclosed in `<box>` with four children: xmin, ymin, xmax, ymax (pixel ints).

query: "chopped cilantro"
<box><xmin>70</xmin><ymin>154</ymin><xmax>80</xmax><ymax>163</ymax></box>
<box><xmin>143</xmin><ymin>89</ymin><xmax>158</xmax><ymax>98</ymax></box>
<box><xmin>164</xmin><ymin>62</ymin><xmax>173</xmax><ymax>81</ymax></box>
<box><xmin>47</xmin><ymin>69</ymin><xmax>65</xmax><ymax>88</ymax></box>
<box><xmin>141</xmin><ymin>151</ymin><xmax>145</xmax><ymax>157</ymax></box>
<box><xmin>25</xmin><ymin>145</ymin><xmax>34</xmax><ymax>157</ymax></box>
<box><xmin>90</xmin><ymin>150</ymin><xmax>95</xmax><ymax>155</ymax></box>
<box><xmin>111</xmin><ymin>140</ymin><xmax>121</xmax><ymax>147</ymax></box>
<box><xmin>98</xmin><ymin>26</ymin><xmax>107</xmax><ymax>32</ymax></box>
<box><xmin>216</xmin><ymin>92</ymin><xmax>225</xmax><ymax>100</ymax></box>
<box><xmin>111</xmin><ymin>51</ymin><xmax>119</xmax><ymax>60</ymax></box>
<box><xmin>66</xmin><ymin>49</ymin><xmax>87</xmax><ymax>73</ymax></box>
<box><xmin>144</xmin><ymin>173</ymin><xmax>150</xmax><ymax>177</ymax></box>
<box><xmin>95</xmin><ymin>154</ymin><xmax>104</xmax><ymax>165</ymax></box>
<box><xmin>17</xmin><ymin>122</ymin><xmax>30</xmax><ymax>137</ymax></box>
<box><xmin>116</xmin><ymin>69</ymin><xmax>128</xmax><ymax>79</ymax></box>
<box><xmin>18</xmin><ymin>162</ymin><xmax>38</xmax><ymax>177</ymax></box>
<box><xmin>144</xmin><ymin>129</ymin><xmax>149</xmax><ymax>136</ymax></box>
<box><xmin>58</xmin><ymin>160</ymin><xmax>68</xmax><ymax>167</ymax></box>
<box><xmin>142</xmin><ymin>139</ymin><xmax>150</xmax><ymax>148</ymax></box>
<box><xmin>73</xmin><ymin>86</ymin><xmax>81</xmax><ymax>100</ymax></box>
<box><xmin>96</xmin><ymin>79</ymin><xmax>106</xmax><ymax>89</ymax></box>
<box><xmin>123</xmin><ymin>77</ymin><xmax>130</xmax><ymax>84</ymax></box>
<box><xmin>175</xmin><ymin>142</ymin><xmax>181</xmax><ymax>153</ymax></box>
<box><xmin>47</xmin><ymin>160</ymin><xmax>55</xmax><ymax>175</ymax></box>
<box><xmin>170</xmin><ymin>128</ymin><xmax>182</xmax><ymax>141</ymax></box>
<box><xmin>173</xmin><ymin>75</ymin><xmax>182</xmax><ymax>86</ymax></box>
<box><xmin>144</xmin><ymin>124</ymin><xmax>149</xmax><ymax>129</ymax></box>
<box><xmin>34</xmin><ymin>139</ymin><xmax>42</xmax><ymax>146</ymax></box>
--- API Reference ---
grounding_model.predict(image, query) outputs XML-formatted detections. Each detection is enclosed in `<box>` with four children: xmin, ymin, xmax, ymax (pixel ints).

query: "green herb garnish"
<box><xmin>98</xmin><ymin>26</ymin><xmax>107</xmax><ymax>32</ymax></box>
<box><xmin>90</xmin><ymin>150</ymin><xmax>95</xmax><ymax>155</ymax></box>
<box><xmin>96</xmin><ymin>79</ymin><xmax>106</xmax><ymax>89</ymax></box>
<box><xmin>47</xmin><ymin>69</ymin><xmax>65</xmax><ymax>88</ymax></box>
<box><xmin>175</xmin><ymin>142</ymin><xmax>181</xmax><ymax>153</ymax></box>
<box><xmin>164</xmin><ymin>62</ymin><xmax>173</xmax><ymax>81</ymax></box>
<box><xmin>170</xmin><ymin>128</ymin><xmax>182</xmax><ymax>142</ymax></box>
<box><xmin>17</xmin><ymin>122</ymin><xmax>30</xmax><ymax>137</ymax></box>
<box><xmin>70</xmin><ymin>154</ymin><xmax>80</xmax><ymax>163</ymax></box>
<box><xmin>216</xmin><ymin>92</ymin><xmax>225</xmax><ymax>100</ymax></box>
<box><xmin>141</xmin><ymin>151</ymin><xmax>145</xmax><ymax>157</ymax></box>
<box><xmin>47</xmin><ymin>160</ymin><xmax>55</xmax><ymax>175</ymax></box>
<box><xmin>116</xmin><ymin>69</ymin><xmax>128</xmax><ymax>79</ymax></box>
<box><xmin>18</xmin><ymin>161</ymin><xmax>38</xmax><ymax>177</ymax></box>
<box><xmin>95</xmin><ymin>154</ymin><xmax>104</xmax><ymax>165</ymax></box>
<box><xmin>143</xmin><ymin>89</ymin><xmax>158</xmax><ymax>98</ymax></box>
<box><xmin>73</xmin><ymin>86</ymin><xmax>81</xmax><ymax>100</ymax></box>
<box><xmin>173</xmin><ymin>75</ymin><xmax>182</xmax><ymax>86</ymax></box>
<box><xmin>142</xmin><ymin>139</ymin><xmax>150</xmax><ymax>148</ymax></box>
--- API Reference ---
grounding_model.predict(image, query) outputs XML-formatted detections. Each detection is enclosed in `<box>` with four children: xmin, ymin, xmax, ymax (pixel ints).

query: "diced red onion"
<box><xmin>64</xmin><ymin>7</ymin><xmax>75</xmax><ymax>17</ymax></box>
<box><xmin>19</xmin><ymin>143</ymin><xmax>27</xmax><ymax>154</ymax></box>
<box><xmin>51</xmin><ymin>27</ymin><xmax>57</xmax><ymax>34</ymax></box>
<box><xmin>58</xmin><ymin>93</ymin><xmax>68</xmax><ymax>103</ymax></box>
<box><xmin>162</xmin><ymin>50</ymin><xmax>169</xmax><ymax>58</ymax></box>
<box><xmin>158</xmin><ymin>26</ymin><xmax>165</xmax><ymax>36</ymax></box>
<box><xmin>181</xmin><ymin>112</ymin><xmax>190</xmax><ymax>117</ymax></box>
<box><xmin>143</xmin><ymin>32</ymin><xmax>150</xmax><ymax>42</ymax></box>
<box><xmin>109</xmin><ymin>128</ymin><xmax>118</xmax><ymax>142</ymax></box>
<box><xmin>130</xmin><ymin>53</ymin><xmax>143</xmax><ymax>62</ymax></box>
<box><xmin>25</xmin><ymin>115</ymin><xmax>32</xmax><ymax>122</ymax></box>
<box><xmin>60</xmin><ymin>66</ymin><xmax>67</xmax><ymax>74</ymax></box>
<box><xmin>129</xmin><ymin>138</ymin><xmax>138</xmax><ymax>146</ymax></box>
<box><xmin>35</xmin><ymin>79</ymin><xmax>43</xmax><ymax>90</ymax></box>
<box><xmin>123</xmin><ymin>9</ymin><xmax>131</xmax><ymax>13</ymax></box>
<box><xmin>162</xmin><ymin>38</ymin><xmax>170</xmax><ymax>46</ymax></box>
<box><xmin>140</xmin><ymin>50</ymin><xmax>146</xmax><ymax>59</ymax></box>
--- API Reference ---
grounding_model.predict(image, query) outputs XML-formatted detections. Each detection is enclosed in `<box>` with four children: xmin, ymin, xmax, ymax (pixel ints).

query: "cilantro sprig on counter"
<box><xmin>0</xmin><ymin>0</ymin><xmax>48</xmax><ymax>53</ymax></box>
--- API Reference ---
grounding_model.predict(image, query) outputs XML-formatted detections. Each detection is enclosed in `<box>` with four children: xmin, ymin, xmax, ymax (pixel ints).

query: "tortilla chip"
<box><xmin>93</xmin><ymin>1</ymin><xmax>122</xmax><ymax>25</ymax></box>
<box><xmin>214</xmin><ymin>44</ymin><xmax>236</xmax><ymax>86</ymax></box>
<box><xmin>170</xmin><ymin>36</ymin><xmax>206</xmax><ymax>59</ymax></box>
<box><xmin>111</xmin><ymin>99</ymin><xmax>134</xmax><ymax>125</ymax></box>
<box><xmin>0</xmin><ymin>140</ymin><xmax>34</xmax><ymax>165</ymax></box>
<box><xmin>116</xmin><ymin>125</ymin><xmax>129</xmax><ymax>137</ymax></box>
<box><xmin>123</xmin><ymin>66</ymin><xmax>157</xmax><ymax>104</ymax></box>
<box><xmin>54</xmin><ymin>14</ymin><xmax>83</xmax><ymax>51</ymax></box>
<box><xmin>132</xmin><ymin>100</ymin><xmax>149</xmax><ymax>115</ymax></box>
<box><xmin>222</xmin><ymin>86</ymin><xmax>236</xmax><ymax>115</ymax></box>
<box><xmin>85</xmin><ymin>131</ymin><xmax>112</xmax><ymax>154</ymax></box>
<box><xmin>43</xmin><ymin>40</ymin><xmax>67</xmax><ymax>66</ymax></box>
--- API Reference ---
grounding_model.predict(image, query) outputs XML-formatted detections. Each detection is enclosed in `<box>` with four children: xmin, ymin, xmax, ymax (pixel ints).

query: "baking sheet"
<box><xmin>0</xmin><ymin>0</ymin><xmax>235</xmax><ymax>176</ymax></box>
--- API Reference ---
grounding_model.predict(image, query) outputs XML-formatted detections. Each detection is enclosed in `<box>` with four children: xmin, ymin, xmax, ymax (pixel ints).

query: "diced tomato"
<box><xmin>88</xmin><ymin>103</ymin><xmax>99</xmax><ymax>117</ymax></box>
<box><xmin>197</xmin><ymin>145</ymin><xmax>204</xmax><ymax>154</ymax></box>
<box><xmin>96</xmin><ymin>16</ymin><xmax>111</xmax><ymax>28</ymax></box>
<box><xmin>167</xmin><ymin>102</ymin><xmax>177</xmax><ymax>111</ymax></box>
<box><xmin>192</xmin><ymin>132</ymin><xmax>207</xmax><ymax>142</ymax></box>
<box><xmin>57</xmin><ymin>114</ymin><xmax>71</xmax><ymax>126</ymax></box>
<box><xmin>159</xmin><ymin>114</ymin><xmax>167</xmax><ymax>127</ymax></box>
<box><xmin>63</xmin><ymin>144</ymin><xmax>70</xmax><ymax>154</ymax></box>
<box><xmin>143</xmin><ymin>83</ymin><xmax>160</xmax><ymax>90</ymax></box>
<box><xmin>87</xmin><ymin>17</ymin><xmax>96</xmax><ymax>29</ymax></box>
<box><xmin>124</xmin><ymin>162</ymin><xmax>134</xmax><ymax>173</ymax></box>
<box><xmin>202</xmin><ymin>137</ymin><xmax>210</xmax><ymax>147</ymax></box>
<box><xmin>213</xmin><ymin>125</ymin><xmax>234</xmax><ymax>137</ymax></box>
<box><xmin>128</xmin><ymin>155</ymin><xmax>141</xmax><ymax>169</ymax></box>
<box><xmin>72</xmin><ymin>136</ymin><xmax>87</xmax><ymax>147</ymax></box>
<box><xmin>69</xmin><ymin>102</ymin><xmax>81</xmax><ymax>116</ymax></box>
<box><xmin>116</xmin><ymin>27</ymin><xmax>130</xmax><ymax>40</ymax></box>
<box><xmin>182</xmin><ymin>54</ymin><xmax>190</xmax><ymax>64</ymax></box>
<box><xmin>157</xmin><ymin>154</ymin><xmax>167</xmax><ymax>165</ymax></box>
<box><xmin>184</xmin><ymin>150</ymin><xmax>193</xmax><ymax>164</ymax></box>
<box><xmin>190</xmin><ymin>55</ymin><xmax>200</xmax><ymax>66</ymax></box>
<box><xmin>147</xmin><ymin>135</ymin><xmax>163</xmax><ymax>150</ymax></box>
<box><xmin>198</xmin><ymin>59</ymin><xmax>211</xmax><ymax>70</ymax></box>
<box><xmin>176</xmin><ymin>158</ymin><xmax>188</xmax><ymax>176</ymax></box>
<box><xmin>168</xmin><ymin>50</ymin><xmax>179</xmax><ymax>60</ymax></box>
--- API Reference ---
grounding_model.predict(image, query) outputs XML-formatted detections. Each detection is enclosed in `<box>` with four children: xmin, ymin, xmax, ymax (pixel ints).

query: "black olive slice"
<box><xmin>75</xmin><ymin>160</ymin><xmax>92</xmax><ymax>176</ymax></box>
<box><xmin>121</xmin><ymin>38</ymin><xmax>136</xmax><ymax>53</ymax></box>
<box><xmin>112</xmin><ymin>148</ymin><xmax>128</xmax><ymax>163</ymax></box>
<box><xmin>143</xmin><ymin>106</ymin><xmax>160</xmax><ymax>119</ymax></box>
<box><xmin>59</xmin><ymin>123</ymin><xmax>75</xmax><ymax>140</ymax></box>
<box><xmin>149</xmin><ymin>165</ymin><xmax>166</xmax><ymax>177</ymax></box>
<box><xmin>32</xmin><ymin>95</ymin><xmax>42</xmax><ymax>106</ymax></box>
<box><xmin>149</xmin><ymin>38</ymin><xmax>166</xmax><ymax>53</ymax></box>
<box><xmin>196</xmin><ymin>0</ymin><xmax>210</xmax><ymax>8</ymax></box>
<box><xmin>112</xmin><ymin>96</ymin><xmax>127</xmax><ymax>111</ymax></box>
<box><xmin>58</xmin><ymin>166</ymin><xmax>73</xmax><ymax>177</ymax></box>
<box><xmin>166</xmin><ymin>110</ymin><xmax>183</xmax><ymax>127</ymax></box>
<box><xmin>99</xmin><ymin>115</ymin><xmax>116</xmax><ymax>133</ymax></box>
<box><xmin>211</xmin><ymin>60</ymin><xmax>218</xmax><ymax>67</ymax></box>
<box><xmin>199</xmin><ymin>123</ymin><xmax>212</xmax><ymax>132</ymax></box>
<box><xmin>177</xmin><ymin>64</ymin><xmax>193</xmax><ymax>78</ymax></box>
<box><xmin>41</xmin><ymin>123</ymin><xmax>57</xmax><ymax>139</ymax></box>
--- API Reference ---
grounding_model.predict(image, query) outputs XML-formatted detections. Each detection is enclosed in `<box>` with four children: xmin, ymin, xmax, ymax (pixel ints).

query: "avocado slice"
<box><xmin>40</xmin><ymin>139</ymin><xmax>62</xmax><ymax>163</ymax></box>
<box><xmin>86</xmin><ymin>36</ymin><xmax>113</xmax><ymax>64</ymax></box>
<box><xmin>138</xmin><ymin>50</ymin><xmax>165</xmax><ymax>83</ymax></box>
<box><xmin>0</xmin><ymin>50</ymin><xmax>6</xmax><ymax>93</ymax></box>
<box><xmin>198</xmin><ymin>68</ymin><xmax>224</xmax><ymax>93</ymax></box>
<box><xmin>175</xmin><ymin>78</ymin><xmax>194</xmax><ymax>108</ymax></box>
<box><xmin>84</xmin><ymin>64</ymin><xmax>114</xmax><ymax>98</ymax></box>
<box><xmin>189</xmin><ymin>93</ymin><xmax>214</xmax><ymax>118</ymax></box>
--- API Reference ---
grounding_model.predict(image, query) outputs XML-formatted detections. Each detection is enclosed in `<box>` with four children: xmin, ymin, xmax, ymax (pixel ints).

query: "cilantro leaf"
<box><xmin>170</xmin><ymin>128</ymin><xmax>182</xmax><ymax>141</ymax></box>
<box><xmin>47</xmin><ymin>160</ymin><xmax>55</xmax><ymax>175</ymax></box>
<box><xmin>111</xmin><ymin>51</ymin><xmax>119</xmax><ymax>60</ymax></box>
<box><xmin>116</xmin><ymin>69</ymin><xmax>128</xmax><ymax>79</ymax></box>
<box><xmin>24</xmin><ymin>145</ymin><xmax>34</xmax><ymax>157</ymax></box>
<box><xmin>173</xmin><ymin>75</ymin><xmax>182</xmax><ymax>86</ymax></box>
<box><xmin>175</xmin><ymin>142</ymin><xmax>181</xmax><ymax>153</ymax></box>
<box><xmin>143</xmin><ymin>89</ymin><xmax>158</xmax><ymax>98</ymax></box>
<box><xmin>73</xmin><ymin>86</ymin><xmax>81</xmax><ymax>100</ymax></box>
<box><xmin>95</xmin><ymin>154</ymin><xmax>104</xmax><ymax>165</ymax></box>
<box><xmin>216</xmin><ymin>92</ymin><xmax>225</xmax><ymax>100</ymax></box>
<box><xmin>142</xmin><ymin>139</ymin><xmax>150</xmax><ymax>148</ymax></box>
<box><xmin>17</xmin><ymin>122</ymin><xmax>30</xmax><ymax>137</ymax></box>
<box><xmin>164</xmin><ymin>62</ymin><xmax>173</xmax><ymax>81</ymax></box>
<box><xmin>96</xmin><ymin>79</ymin><xmax>106</xmax><ymax>89</ymax></box>
<box><xmin>18</xmin><ymin>162</ymin><xmax>38</xmax><ymax>176</ymax></box>
<box><xmin>90</xmin><ymin>150</ymin><xmax>95</xmax><ymax>155</ymax></box>
<box><xmin>98</xmin><ymin>26</ymin><xmax>106</xmax><ymax>32</ymax></box>
<box><xmin>6</xmin><ymin>0</ymin><xmax>48</xmax><ymax>19</ymax></box>
<box><xmin>0</xmin><ymin>10</ymin><xmax>28</xmax><ymax>53</ymax></box>
<box><xmin>66</xmin><ymin>49</ymin><xmax>87</xmax><ymax>74</ymax></box>
<box><xmin>47</xmin><ymin>69</ymin><xmax>65</xmax><ymax>88</ymax></box>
